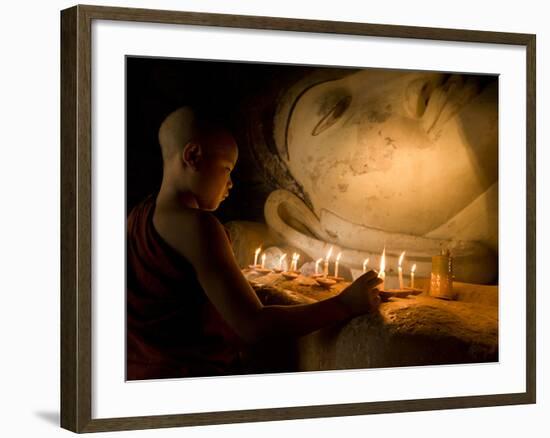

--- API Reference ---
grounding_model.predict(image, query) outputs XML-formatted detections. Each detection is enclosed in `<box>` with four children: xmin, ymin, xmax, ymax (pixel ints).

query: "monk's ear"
<box><xmin>181</xmin><ymin>142</ymin><xmax>202</xmax><ymax>170</ymax></box>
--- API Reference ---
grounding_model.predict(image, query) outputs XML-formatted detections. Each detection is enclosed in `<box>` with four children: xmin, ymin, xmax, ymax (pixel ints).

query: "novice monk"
<box><xmin>126</xmin><ymin>106</ymin><xmax>382</xmax><ymax>380</ymax></box>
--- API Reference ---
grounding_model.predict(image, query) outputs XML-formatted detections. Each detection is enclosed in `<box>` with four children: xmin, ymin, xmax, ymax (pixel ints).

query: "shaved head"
<box><xmin>158</xmin><ymin>106</ymin><xmax>235</xmax><ymax>163</ymax></box>
<box><xmin>158</xmin><ymin>107</ymin><xmax>197</xmax><ymax>161</ymax></box>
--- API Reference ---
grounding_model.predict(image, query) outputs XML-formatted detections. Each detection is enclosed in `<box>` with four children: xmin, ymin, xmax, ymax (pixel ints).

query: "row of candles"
<box><xmin>253</xmin><ymin>247</ymin><xmax>300</xmax><ymax>272</ymax></box>
<box><xmin>378</xmin><ymin>248</ymin><xmax>417</xmax><ymax>290</ymax></box>
<box><xmin>253</xmin><ymin>246</ymin><xmax>418</xmax><ymax>290</ymax></box>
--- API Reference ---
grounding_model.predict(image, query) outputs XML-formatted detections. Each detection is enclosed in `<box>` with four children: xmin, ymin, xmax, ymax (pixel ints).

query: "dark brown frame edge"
<box><xmin>60</xmin><ymin>4</ymin><xmax>536</xmax><ymax>433</ymax></box>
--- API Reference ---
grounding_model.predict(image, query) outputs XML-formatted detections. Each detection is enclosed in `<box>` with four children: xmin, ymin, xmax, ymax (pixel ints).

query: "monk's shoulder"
<box><xmin>153</xmin><ymin>205</ymin><xmax>225</xmax><ymax>251</ymax></box>
<box><xmin>180</xmin><ymin>208</ymin><xmax>224</xmax><ymax>237</ymax></box>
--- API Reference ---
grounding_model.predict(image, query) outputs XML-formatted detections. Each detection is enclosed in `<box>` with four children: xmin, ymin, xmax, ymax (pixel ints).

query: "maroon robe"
<box><xmin>126</xmin><ymin>195</ymin><xmax>243</xmax><ymax>380</ymax></box>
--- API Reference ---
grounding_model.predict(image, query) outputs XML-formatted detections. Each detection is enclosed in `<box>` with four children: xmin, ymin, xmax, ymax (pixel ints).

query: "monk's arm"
<box><xmin>194</xmin><ymin>235</ymin><xmax>356</xmax><ymax>342</ymax></box>
<box><xmin>156</xmin><ymin>210</ymin><xmax>379</xmax><ymax>344</ymax></box>
<box><xmin>253</xmin><ymin>273</ymin><xmax>381</xmax><ymax>341</ymax></box>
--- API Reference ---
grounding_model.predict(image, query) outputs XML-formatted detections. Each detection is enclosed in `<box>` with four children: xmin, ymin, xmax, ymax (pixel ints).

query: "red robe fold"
<box><xmin>126</xmin><ymin>195</ymin><xmax>243</xmax><ymax>380</ymax></box>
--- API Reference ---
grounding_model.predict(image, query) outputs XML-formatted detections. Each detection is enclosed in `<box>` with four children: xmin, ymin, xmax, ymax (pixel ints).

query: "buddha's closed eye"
<box><xmin>311</xmin><ymin>95</ymin><xmax>352</xmax><ymax>136</ymax></box>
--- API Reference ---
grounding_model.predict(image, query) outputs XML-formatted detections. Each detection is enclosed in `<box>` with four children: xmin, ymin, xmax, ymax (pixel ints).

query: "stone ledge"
<box><xmin>244</xmin><ymin>269</ymin><xmax>498</xmax><ymax>371</ymax></box>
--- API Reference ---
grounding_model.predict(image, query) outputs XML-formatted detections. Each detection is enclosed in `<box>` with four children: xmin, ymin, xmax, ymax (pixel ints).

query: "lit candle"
<box><xmin>324</xmin><ymin>246</ymin><xmax>333</xmax><ymax>278</ymax></box>
<box><xmin>289</xmin><ymin>253</ymin><xmax>295</xmax><ymax>271</ymax></box>
<box><xmin>362</xmin><ymin>258</ymin><xmax>370</xmax><ymax>273</ymax></box>
<box><xmin>278</xmin><ymin>253</ymin><xmax>287</xmax><ymax>270</ymax></box>
<box><xmin>314</xmin><ymin>258</ymin><xmax>323</xmax><ymax>275</ymax></box>
<box><xmin>261</xmin><ymin>253</ymin><xmax>266</xmax><ymax>269</ymax></box>
<box><xmin>410</xmin><ymin>263</ymin><xmax>417</xmax><ymax>288</ymax></box>
<box><xmin>334</xmin><ymin>252</ymin><xmax>342</xmax><ymax>278</ymax></box>
<box><xmin>378</xmin><ymin>248</ymin><xmax>386</xmax><ymax>291</ymax></box>
<box><xmin>253</xmin><ymin>246</ymin><xmax>261</xmax><ymax>266</ymax></box>
<box><xmin>294</xmin><ymin>253</ymin><xmax>300</xmax><ymax>272</ymax></box>
<box><xmin>398</xmin><ymin>251</ymin><xmax>406</xmax><ymax>290</ymax></box>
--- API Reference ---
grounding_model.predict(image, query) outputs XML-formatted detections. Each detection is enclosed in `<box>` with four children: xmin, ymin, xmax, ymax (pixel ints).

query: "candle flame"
<box><xmin>363</xmin><ymin>258</ymin><xmax>369</xmax><ymax>271</ymax></box>
<box><xmin>398</xmin><ymin>251</ymin><xmax>406</xmax><ymax>267</ymax></box>
<box><xmin>253</xmin><ymin>246</ymin><xmax>262</xmax><ymax>266</ymax></box>
<box><xmin>294</xmin><ymin>253</ymin><xmax>299</xmax><ymax>267</ymax></box>
<box><xmin>335</xmin><ymin>252</ymin><xmax>342</xmax><ymax>262</ymax></box>
<box><xmin>325</xmin><ymin>246</ymin><xmax>333</xmax><ymax>261</ymax></box>
<box><xmin>314</xmin><ymin>258</ymin><xmax>323</xmax><ymax>275</ymax></box>
<box><xmin>411</xmin><ymin>263</ymin><xmax>417</xmax><ymax>273</ymax></box>
<box><xmin>379</xmin><ymin>248</ymin><xmax>386</xmax><ymax>275</ymax></box>
<box><xmin>279</xmin><ymin>253</ymin><xmax>287</xmax><ymax>262</ymax></box>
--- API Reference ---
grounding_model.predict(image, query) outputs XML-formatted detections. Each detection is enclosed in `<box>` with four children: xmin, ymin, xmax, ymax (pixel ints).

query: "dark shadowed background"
<box><xmin>126</xmin><ymin>56</ymin><xmax>328</xmax><ymax>223</ymax></box>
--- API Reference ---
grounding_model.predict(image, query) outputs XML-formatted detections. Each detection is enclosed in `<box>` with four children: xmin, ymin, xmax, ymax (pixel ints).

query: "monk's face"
<box><xmin>193</xmin><ymin>130</ymin><xmax>238</xmax><ymax>211</ymax></box>
<box><xmin>282</xmin><ymin>69</ymin><xmax>498</xmax><ymax>235</ymax></box>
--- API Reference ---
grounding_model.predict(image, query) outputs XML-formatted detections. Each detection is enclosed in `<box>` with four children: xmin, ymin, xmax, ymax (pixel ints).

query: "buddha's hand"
<box><xmin>336</xmin><ymin>270</ymin><xmax>382</xmax><ymax>317</ymax></box>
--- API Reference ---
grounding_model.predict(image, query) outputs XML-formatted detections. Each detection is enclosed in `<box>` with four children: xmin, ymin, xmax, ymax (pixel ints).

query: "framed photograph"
<box><xmin>60</xmin><ymin>4</ymin><xmax>536</xmax><ymax>433</ymax></box>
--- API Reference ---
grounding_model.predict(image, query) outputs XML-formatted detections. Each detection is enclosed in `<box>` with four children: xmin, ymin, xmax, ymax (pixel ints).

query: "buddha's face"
<box><xmin>282</xmin><ymin>69</ymin><xmax>498</xmax><ymax>235</ymax></box>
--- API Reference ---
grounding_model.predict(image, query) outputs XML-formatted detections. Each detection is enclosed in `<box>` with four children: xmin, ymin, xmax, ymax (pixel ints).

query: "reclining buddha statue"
<box><xmin>228</xmin><ymin>67</ymin><xmax>498</xmax><ymax>285</ymax></box>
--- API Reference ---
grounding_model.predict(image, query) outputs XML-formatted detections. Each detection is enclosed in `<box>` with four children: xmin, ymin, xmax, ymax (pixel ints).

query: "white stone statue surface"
<box><xmin>230</xmin><ymin>68</ymin><xmax>499</xmax><ymax>284</ymax></box>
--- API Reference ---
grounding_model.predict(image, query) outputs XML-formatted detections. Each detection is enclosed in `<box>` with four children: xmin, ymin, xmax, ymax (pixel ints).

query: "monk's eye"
<box><xmin>311</xmin><ymin>95</ymin><xmax>352</xmax><ymax>136</ymax></box>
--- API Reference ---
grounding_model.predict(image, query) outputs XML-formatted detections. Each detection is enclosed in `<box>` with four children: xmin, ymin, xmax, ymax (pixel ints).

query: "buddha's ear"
<box><xmin>181</xmin><ymin>141</ymin><xmax>202</xmax><ymax>170</ymax></box>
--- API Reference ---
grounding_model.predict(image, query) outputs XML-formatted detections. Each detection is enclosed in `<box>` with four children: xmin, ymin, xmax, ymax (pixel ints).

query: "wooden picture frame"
<box><xmin>61</xmin><ymin>4</ymin><xmax>536</xmax><ymax>433</ymax></box>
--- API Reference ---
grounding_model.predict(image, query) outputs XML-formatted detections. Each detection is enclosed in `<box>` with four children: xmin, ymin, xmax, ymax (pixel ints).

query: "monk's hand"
<box><xmin>336</xmin><ymin>270</ymin><xmax>382</xmax><ymax>317</ymax></box>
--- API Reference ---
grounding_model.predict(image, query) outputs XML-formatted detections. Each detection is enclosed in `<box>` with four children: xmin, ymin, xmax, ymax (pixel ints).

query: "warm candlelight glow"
<box><xmin>324</xmin><ymin>246</ymin><xmax>334</xmax><ymax>278</ymax></box>
<box><xmin>261</xmin><ymin>253</ymin><xmax>266</xmax><ymax>269</ymax></box>
<box><xmin>398</xmin><ymin>251</ymin><xmax>406</xmax><ymax>266</ymax></box>
<box><xmin>334</xmin><ymin>252</ymin><xmax>342</xmax><ymax>278</ymax></box>
<box><xmin>378</xmin><ymin>248</ymin><xmax>386</xmax><ymax>290</ymax></box>
<box><xmin>379</xmin><ymin>248</ymin><xmax>386</xmax><ymax>273</ymax></box>
<box><xmin>254</xmin><ymin>246</ymin><xmax>262</xmax><ymax>266</ymax></box>
<box><xmin>411</xmin><ymin>263</ymin><xmax>417</xmax><ymax>288</ymax></box>
<box><xmin>279</xmin><ymin>253</ymin><xmax>287</xmax><ymax>270</ymax></box>
<box><xmin>398</xmin><ymin>251</ymin><xmax>406</xmax><ymax>289</ymax></box>
<box><xmin>293</xmin><ymin>253</ymin><xmax>300</xmax><ymax>272</ymax></box>
<box><xmin>289</xmin><ymin>252</ymin><xmax>300</xmax><ymax>272</ymax></box>
<box><xmin>362</xmin><ymin>258</ymin><xmax>369</xmax><ymax>273</ymax></box>
<box><xmin>314</xmin><ymin>258</ymin><xmax>323</xmax><ymax>275</ymax></box>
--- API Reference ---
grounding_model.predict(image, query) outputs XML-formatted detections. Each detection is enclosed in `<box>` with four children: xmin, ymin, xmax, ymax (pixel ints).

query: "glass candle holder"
<box><xmin>429</xmin><ymin>253</ymin><xmax>455</xmax><ymax>300</ymax></box>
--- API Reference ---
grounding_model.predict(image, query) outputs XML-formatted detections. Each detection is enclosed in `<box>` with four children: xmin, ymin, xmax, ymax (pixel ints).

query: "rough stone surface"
<box><xmin>244</xmin><ymin>270</ymin><xmax>498</xmax><ymax>371</ymax></box>
<box><xmin>299</xmin><ymin>295</ymin><xmax>498</xmax><ymax>371</ymax></box>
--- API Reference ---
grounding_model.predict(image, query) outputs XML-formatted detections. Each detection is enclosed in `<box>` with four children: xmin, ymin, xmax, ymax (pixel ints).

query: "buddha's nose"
<box><xmin>404</xmin><ymin>74</ymin><xmax>447</xmax><ymax>118</ymax></box>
